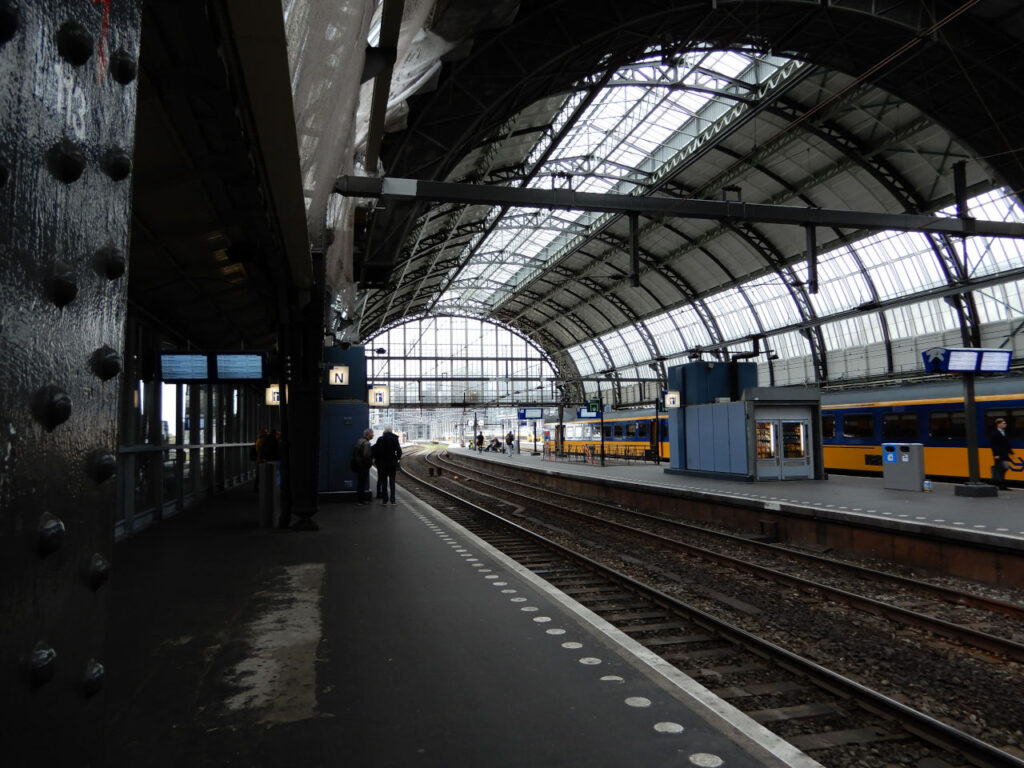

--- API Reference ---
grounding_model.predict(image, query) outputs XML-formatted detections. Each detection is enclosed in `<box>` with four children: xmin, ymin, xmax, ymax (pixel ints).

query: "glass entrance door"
<box><xmin>755</xmin><ymin>421</ymin><xmax>780</xmax><ymax>480</ymax></box>
<box><xmin>756</xmin><ymin>420</ymin><xmax>812</xmax><ymax>480</ymax></box>
<box><xmin>780</xmin><ymin>421</ymin><xmax>811</xmax><ymax>479</ymax></box>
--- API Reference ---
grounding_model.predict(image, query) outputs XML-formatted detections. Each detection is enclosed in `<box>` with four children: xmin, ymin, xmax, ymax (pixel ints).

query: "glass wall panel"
<box><xmin>745</xmin><ymin>275</ymin><xmax>800</xmax><ymax>330</ymax></box>
<box><xmin>809</xmin><ymin>246</ymin><xmax>872</xmax><ymax>314</ymax></box>
<box><xmin>704</xmin><ymin>289</ymin><xmax>757</xmax><ymax>340</ymax></box>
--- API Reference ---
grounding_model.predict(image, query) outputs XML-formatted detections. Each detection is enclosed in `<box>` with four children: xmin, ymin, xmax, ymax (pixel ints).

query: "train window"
<box><xmin>661</xmin><ymin>420</ymin><xmax>669</xmax><ymax>440</ymax></box>
<box><xmin>821</xmin><ymin>415</ymin><xmax>835</xmax><ymax>439</ymax></box>
<box><xmin>929</xmin><ymin>411</ymin><xmax>965</xmax><ymax>440</ymax></box>
<box><xmin>626</xmin><ymin>423</ymin><xmax>637</xmax><ymax>438</ymax></box>
<box><xmin>613</xmin><ymin>424</ymin><xmax>624</xmax><ymax>438</ymax></box>
<box><xmin>985</xmin><ymin>409</ymin><xmax>1024</xmax><ymax>436</ymax></box>
<box><xmin>603</xmin><ymin>425</ymin><xmax>612</xmax><ymax>439</ymax></box>
<box><xmin>841</xmin><ymin>413</ymin><xmax>875</xmax><ymax>439</ymax></box>
<box><xmin>881</xmin><ymin>413</ymin><xmax>918</xmax><ymax>441</ymax></box>
<box><xmin>637</xmin><ymin>421</ymin><xmax>648</xmax><ymax>438</ymax></box>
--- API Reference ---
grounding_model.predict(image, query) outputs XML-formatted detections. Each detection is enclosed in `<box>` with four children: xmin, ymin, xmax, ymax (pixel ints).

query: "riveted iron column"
<box><xmin>0</xmin><ymin>1</ymin><xmax>141</xmax><ymax>764</ymax></box>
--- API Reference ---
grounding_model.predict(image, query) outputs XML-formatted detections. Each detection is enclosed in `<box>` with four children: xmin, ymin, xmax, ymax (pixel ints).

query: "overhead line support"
<box><xmin>334</xmin><ymin>176</ymin><xmax>1024</xmax><ymax>240</ymax></box>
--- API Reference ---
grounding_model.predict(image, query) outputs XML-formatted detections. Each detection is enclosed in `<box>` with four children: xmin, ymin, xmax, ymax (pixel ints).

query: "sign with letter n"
<box><xmin>329</xmin><ymin>365</ymin><xmax>350</xmax><ymax>386</ymax></box>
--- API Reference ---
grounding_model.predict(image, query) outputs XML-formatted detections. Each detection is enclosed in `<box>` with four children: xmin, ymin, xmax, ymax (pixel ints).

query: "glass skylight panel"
<box><xmin>704</xmin><ymin>289</ymin><xmax>757</xmax><ymax>340</ymax></box>
<box><xmin>767</xmin><ymin>330</ymin><xmax>809</xmax><ymax>359</ymax></box>
<box><xmin>569</xmin><ymin>340</ymin><xmax>604</xmax><ymax>377</ymax></box>
<box><xmin>743</xmin><ymin>275</ymin><xmax>800</xmax><ymax>330</ymax></box>
<box><xmin>435</xmin><ymin>48</ymin><xmax>789</xmax><ymax>310</ymax></box>
<box><xmin>667</xmin><ymin>304</ymin><xmax>713</xmax><ymax>349</ymax></box>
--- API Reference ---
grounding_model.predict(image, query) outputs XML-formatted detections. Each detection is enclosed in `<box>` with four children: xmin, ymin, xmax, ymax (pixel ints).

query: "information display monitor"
<box><xmin>213</xmin><ymin>353</ymin><xmax>265</xmax><ymax>381</ymax></box>
<box><xmin>945</xmin><ymin>349</ymin><xmax>979</xmax><ymax>372</ymax></box>
<box><xmin>159</xmin><ymin>353</ymin><xmax>210</xmax><ymax>382</ymax></box>
<box><xmin>979</xmin><ymin>350</ymin><xmax>1012</xmax><ymax>373</ymax></box>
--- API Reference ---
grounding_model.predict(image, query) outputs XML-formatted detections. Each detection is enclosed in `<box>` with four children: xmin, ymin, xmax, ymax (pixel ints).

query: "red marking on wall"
<box><xmin>90</xmin><ymin>0</ymin><xmax>111</xmax><ymax>81</ymax></box>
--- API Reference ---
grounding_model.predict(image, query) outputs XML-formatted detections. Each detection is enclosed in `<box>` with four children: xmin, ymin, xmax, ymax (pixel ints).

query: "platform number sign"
<box><xmin>265</xmin><ymin>384</ymin><xmax>281</xmax><ymax>406</ymax></box>
<box><xmin>329</xmin><ymin>365</ymin><xmax>350</xmax><ymax>386</ymax></box>
<box><xmin>664</xmin><ymin>390</ymin><xmax>681</xmax><ymax>408</ymax></box>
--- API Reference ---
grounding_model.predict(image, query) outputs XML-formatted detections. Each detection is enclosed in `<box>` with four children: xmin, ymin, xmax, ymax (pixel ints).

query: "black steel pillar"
<box><xmin>0</xmin><ymin>1</ymin><xmax>142</xmax><ymax>764</ymax></box>
<box><xmin>280</xmin><ymin>251</ymin><xmax>325</xmax><ymax>530</ymax></box>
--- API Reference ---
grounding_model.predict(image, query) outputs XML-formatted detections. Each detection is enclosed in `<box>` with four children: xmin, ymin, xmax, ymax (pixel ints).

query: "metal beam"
<box><xmin>334</xmin><ymin>176</ymin><xmax>1024</xmax><ymax>239</ymax></box>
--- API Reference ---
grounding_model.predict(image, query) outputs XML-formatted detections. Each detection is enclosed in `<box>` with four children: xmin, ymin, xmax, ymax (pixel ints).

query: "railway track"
<box><xmin>433</xmin><ymin>450</ymin><xmax>1024</xmax><ymax>662</ymax></box>
<box><xmin>396</xmin><ymin>446</ymin><xmax>1024</xmax><ymax>768</ymax></box>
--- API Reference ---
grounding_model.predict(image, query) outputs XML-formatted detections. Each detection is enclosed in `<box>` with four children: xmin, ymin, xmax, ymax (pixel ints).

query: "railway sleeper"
<box><xmin>787</xmin><ymin>727</ymin><xmax>906</xmax><ymax>750</ymax></box>
<box><xmin>748</xmin><ymin>701</ymin><xmax>845</xmax><ymax>723</ymax></box>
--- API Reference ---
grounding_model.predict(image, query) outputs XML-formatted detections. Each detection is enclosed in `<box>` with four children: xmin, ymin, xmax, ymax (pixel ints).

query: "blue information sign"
<box><xmin>922</xmin><ymin>347</ymin><xmax>1011</xmax><ymax>374</ymax></box>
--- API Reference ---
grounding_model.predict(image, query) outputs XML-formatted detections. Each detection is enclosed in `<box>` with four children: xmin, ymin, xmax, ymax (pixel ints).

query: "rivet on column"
<box><xmin>46</xmin><ymin>138</ymin><xmax>86</xmax><ymax>183</ymax></box>
<box><xmin>47</xmin><ymin>262</ymin><xmax>78</xmax><ymax>307</ymax></box>
<box><xmin>38</xmin><ymin>512</ymin><xmax>67</xmax><ymax>557</ymax></box>
<box><xmin>86</xmin><ymin>552</ymin><xmax>111</xmax><ymax>590</ymax></box>
<box><xmin>101</xmin><ymin>146</ymin><xmax>131</xmax><ymax>182</ymax></box>
<box><xmin>82</xmin><ymin>659</ymin><xmax>105</xmax><ymax>697</ymax></box>
<box><xmin>93</xmin><ymin>246</ymin><xmax>126</xmax><ymax>280</ymax></box>
<box><xmin>0</xmin><ymin>0</ymin><xmax>18</xmax><ymax>46</ymax></box>
<box><xmin>31</xmin><ymin>385</ymin><xmax>72</xmax><ymax>431</ymax></box>
<box><xmin>90</xmin><ymin>345</ymin><xmax>122</xmax><ymax>381</ymax></box>
<box><xmin>30</xmin><ymin>642</ymin><xmax>57</xmax><ymax>687</ymax></box>
<box><xmin>109</xmin><ymin>49</ymin><xmax>137</xmax><ymax>85</ymax></box>
<box><xmin>56</xmin><ymin>19</ymin><xmax>92</xmax><ymax>65</ymax></box>
<box><xmin>88</xmin><ymin>449</ymin><xmax>117</xmax><ymax>483</ymax></box>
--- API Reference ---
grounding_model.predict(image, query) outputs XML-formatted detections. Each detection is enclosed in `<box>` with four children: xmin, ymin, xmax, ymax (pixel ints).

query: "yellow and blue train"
<box><xmin>553</xmin><ymin>376</ymin><xmax>1024</xmax><ymax>482</ymax></box>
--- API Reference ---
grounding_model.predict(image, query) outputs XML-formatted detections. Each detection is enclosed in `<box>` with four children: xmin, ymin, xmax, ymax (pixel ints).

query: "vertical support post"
<box><xmin>805</xmin><ymin>224</ymin><xmax>818</xmax><ymax>294</ymax></box>
<box><xmin>0</xmin><ymin>0</ymin><xmax>142</xmax><ymax>761</ymax></box>
<box><xmin>963</xmin><ymin>372</ymin><xmax>981</xmax><ymax>485</ymax></box>
<box><xmin>629</xmin><ymin>211</ymin><xmax>640</xmax><ymax>287</ymax></box>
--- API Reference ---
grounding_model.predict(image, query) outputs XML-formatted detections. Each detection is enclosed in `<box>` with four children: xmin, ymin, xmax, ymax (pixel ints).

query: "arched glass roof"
<box><xmin>437</xmin><ymin>49</ymin><xmax>801</xmax><ymax>313</ymax></box>
<box><xmin>339</xmin><ymin>3</ymin><xmax>1024</xmax><ymax>404</ymax></box>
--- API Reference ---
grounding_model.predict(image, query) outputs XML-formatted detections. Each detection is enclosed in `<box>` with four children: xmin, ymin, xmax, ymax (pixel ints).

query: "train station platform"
<box><xmin>104</xmin><ymin>486</ymin><xmax>821</xmax><ymax>768</ymax></box>
<box><xmin>460</xmin><ymin>445</ymin><xmax>1024</xmax><ymax>545</ymax></box>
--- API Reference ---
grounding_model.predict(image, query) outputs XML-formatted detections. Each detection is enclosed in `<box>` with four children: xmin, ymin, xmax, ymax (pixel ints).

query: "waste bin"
<box><xmin>881</xmin><ymin>443</ymin><xmax>925</xmax><ymax>491</ymax></box>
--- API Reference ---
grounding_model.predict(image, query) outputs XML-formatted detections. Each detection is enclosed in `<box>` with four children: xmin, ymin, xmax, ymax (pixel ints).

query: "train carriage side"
<box><xmin>821</xmin><ymin>379</ymin><xmax>1024</xmax><ymax>483</ymax></box>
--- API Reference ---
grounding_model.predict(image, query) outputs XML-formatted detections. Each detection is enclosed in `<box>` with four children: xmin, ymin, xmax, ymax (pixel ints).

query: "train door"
<box><xmin>649</xmin><ymin>419</ymin><xmax>659</xmax><ymax>458</ymax></box>
<box><xmin>756</xmin><ymin>420</ymin><xmax>812</xmax><ymax>479</ymax></box>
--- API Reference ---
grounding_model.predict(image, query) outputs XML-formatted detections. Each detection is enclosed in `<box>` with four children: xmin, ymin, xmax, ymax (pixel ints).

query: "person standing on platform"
<box><xmin>374</xmin><ymin>425</ymin><xmax>403</xmax><ymax>504</ymax></box>
<box><xmin>475</xmin><ymin>432</ymin><xmax>484</xmax><ymax>452</ymax></box>
<box><xmin>352</xmin><ymin>428</ymin><xmax>374</xmax><ymax>504</ymax></box>
<box><xmin>990</xmin><ymin>417</ymin><xmax>1014</xmax><ymax>490</ymax></box>
<box><xmin>505</xmin><ymin>430</ymin><xmax>514</xmax><ymax>455</ymax></box>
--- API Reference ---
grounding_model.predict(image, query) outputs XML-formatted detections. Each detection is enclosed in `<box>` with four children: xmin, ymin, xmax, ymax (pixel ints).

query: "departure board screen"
<box><xmin>159</xmin><ymin>353</ymin><xmax>210</xmax><ymax>381</ymax></box>
<box><xmin>979</xmin><ymin>350</ymin><xmax>1011</xmax><ymax>372</ymax></box>
<box><xmin>945</xmin><ymin>349</ymin><xmax>979</xmax><ymax>372</ymax></box>
<box><xmin>214</xmin><ymin>354</ymin><xmax>264</xmax><ymax>381</ymax></box>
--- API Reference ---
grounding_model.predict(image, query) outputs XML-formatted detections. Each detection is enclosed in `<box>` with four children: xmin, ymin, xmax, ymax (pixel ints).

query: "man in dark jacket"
<box><xmin>990</xmin><ymin>417</ymin><xmax>1014</xmax><ymax>490</ymax></box>
<box><xmin>373</xmin><ymin>426</ymin><xmax>403</xmax><ymax>504</ymax></box>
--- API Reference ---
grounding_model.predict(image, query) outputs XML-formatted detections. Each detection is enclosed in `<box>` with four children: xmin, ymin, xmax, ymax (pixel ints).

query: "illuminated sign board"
<box><xmin>265</xmin><ymin>384</ymin><xmax>281</xmax><ymax>406</ymax></box>
<box><xmin>328</xmin><ymin>365</ymin><xmax>350</xmax><ymax>386</ymax></box>
<box><xmin>369</xmin><ymin>385</ymin><xmax>390</xmax><ymax>406</ymax></box>
<box><xmin>922</xmin><ymin>347</ymin><xmax>1012</xmax><ymax>374</ymax></box>
<box><xmin>159</xmin><ymin>353</ymin><xmax>209</xmax><ymax>382</ymax></box>
<box><xmin>518</xmin><ymin>408</ymin><xmax>543</xmax><ymax>420</ymax></box>
<box><xmin>214</xmin><ymin>353</ymin><xmax>265</xmax><ymax>381</ymax></box>
<box><xmin>980</xmin><ymin>350</ymin><xmax>1012</xmax><ymax>372</ymax></box>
